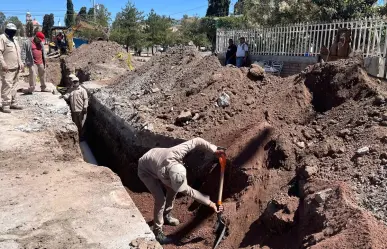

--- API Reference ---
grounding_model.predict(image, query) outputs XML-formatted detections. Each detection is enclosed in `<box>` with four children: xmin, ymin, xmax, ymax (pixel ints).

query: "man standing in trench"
<box><xmin>138</xmin><ymin>138</ymin><xmax>225</xmax><ymax>244</ymax></box>
<box><xmin>62</xmin><ymin>75</ymin><xmax>88</xmax><ymax>141</ymax></box>
<box><xmin>21</xmin><ymin>31</ymin><xmax>50</xmax><ymax>94</ymax></box>
<box><xmin>0</xmin><ymin>23</ymin><xmax>24</xmax><ymax>113</ymax></box>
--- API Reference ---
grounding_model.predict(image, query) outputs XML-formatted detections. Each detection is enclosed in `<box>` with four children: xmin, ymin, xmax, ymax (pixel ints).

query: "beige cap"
<box><xmin>69</xmin><ymin>74</ymin><xmax>79</xmax><ymax>82</ymax></box>
<box><xmin>6</xmin><ymin>23</ymin><xmax>17</xmax><ymax>31</ymax></box>
<box><xmin>169</xmin><ymin>164</ymin><xmax>188</xmax><ymax>192</ymax></box>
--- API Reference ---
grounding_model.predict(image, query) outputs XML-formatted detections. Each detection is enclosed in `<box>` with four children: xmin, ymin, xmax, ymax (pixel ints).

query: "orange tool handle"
<box><xmin>217</xmin><ymin>154</ymin><xmax>226</xmax><ymax>206</ymax></box>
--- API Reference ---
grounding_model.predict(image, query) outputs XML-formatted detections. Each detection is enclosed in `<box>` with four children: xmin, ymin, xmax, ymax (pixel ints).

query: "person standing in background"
<box><xmin>0</xmin><ymin>23</ymin><xmax>24</xmax><ymax>113</ymax></box>
<box><xmin>22</xmin><ymin>31</ymin><xmax>50</xmax><ymax>94</ymax></box>
<box><xmin>236</xmin><ymin>37</ymin><xmax>249</xmax><ymax>68</ymax></box>
<box><xmin>225</xmin><ymin>39</ymin><xmax>237</xmax><ymax>66</ymax></box>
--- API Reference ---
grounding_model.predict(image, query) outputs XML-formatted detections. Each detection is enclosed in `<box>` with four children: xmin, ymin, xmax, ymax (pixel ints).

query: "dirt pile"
<box><xmin>96</xmin><ymin>46</ymin><xmax>311</xmax><ymax>139</ymax></box>
<box><xmin>62</xmin><ymin>41</ymin><xmax>131</xmax><ymax>84</ymax></box>
<box><xmin>46</xmin><ymin>57</ymin><xmax>62</xmax><ymax>85</ymax></box>
<box><xmin>95</xmin><ymin>48</ymin><xmax>387</xmax><ymax>248</ymax></box>
<box><xmin>96</xmin><ymin>46</ymin><xmax>223</xmax><ymax>129</ymax></box>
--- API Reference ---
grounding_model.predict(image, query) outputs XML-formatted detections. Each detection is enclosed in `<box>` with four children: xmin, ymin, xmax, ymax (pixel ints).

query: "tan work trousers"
<box><xmin>71</xmin><ymin>111</ymin><xmax>87</xmax><ymax>141</ymax></box>
<box><xmin>1</xmin><ymin>68</ymin><xmax>20</xmax><ymax>107</ymax></box>
<box><xmin>138</xmin><ymin>168</ymin><xmax>177</xmax><ymax>232</ymax></box>
<box><xmin>28</xmin><ymin>64</ymin><xmax>46</xmax><ymax>92</ymax></box>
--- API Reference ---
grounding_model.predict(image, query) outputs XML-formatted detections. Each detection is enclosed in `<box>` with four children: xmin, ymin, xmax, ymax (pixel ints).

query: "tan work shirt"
<box><xmin>138</xmin><ymin>138</ymin><xmax>218</xmax><ymax>205</ymax></box>
<box><xmin>64</xmin><ymin>86</ymin><xmax>88</xmax><ymax>112</ymax></box>
<box><xmin>0</xmin><ymin>34</ymin><xmax>22</xmax><ymax>70</ymax></box>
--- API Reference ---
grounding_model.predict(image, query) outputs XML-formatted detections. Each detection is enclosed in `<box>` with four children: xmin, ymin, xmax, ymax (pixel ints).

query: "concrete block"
<box><xmin>364</xmin><ymin>57</ymin><xmax>385</xmax><ymax>78</ymax></box>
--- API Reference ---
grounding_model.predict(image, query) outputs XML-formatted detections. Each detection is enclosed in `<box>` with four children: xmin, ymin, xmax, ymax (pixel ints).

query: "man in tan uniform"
<box><xmin>138</xmin><ymin>138</ymin><xmax>225</xmax><ymax>244</ymax></box>
<box><xmin>62</xmin><ymin>75</ymin><xmax>88</xmax><ymax>141</ymax></box>
<box><xmin>0</xmin><ymin>23</ymin><xmax>24</xmax><ymax>113</ymax></box>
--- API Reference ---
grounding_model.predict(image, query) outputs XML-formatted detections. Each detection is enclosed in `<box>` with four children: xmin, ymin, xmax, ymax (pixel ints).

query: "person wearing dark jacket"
<box><xmin>225</xmin><ymin>39</ymin><xmax>237</xmax><ymax>66</ymax></box>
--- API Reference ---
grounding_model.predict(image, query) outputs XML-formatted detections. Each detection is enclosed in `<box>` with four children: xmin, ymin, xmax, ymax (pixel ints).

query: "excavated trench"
<box><xmin>55</xmin><ymin>54</ymin><xmax>387</xmax><ymax>248</ymax></box>
<box><xmin>79</xmin><ymin>93</ymin><xmax>307</xmax><ymax>249</ymax></box>
<box><xmin>57</xmin><ymin>58</ymin><xmax>363</xmax><ymax>249</ymax></box>
<box><xmin>60</xmin><ymin>64</ymin><xmax>328</xmax><ymax>248</ymax></box>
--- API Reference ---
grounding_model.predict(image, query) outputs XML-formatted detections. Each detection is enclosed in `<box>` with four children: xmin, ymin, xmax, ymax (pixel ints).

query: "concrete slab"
<box><xmin>0</xmin><ymin>84</ymin><xmax>155</xmax><ymax>248</ymax></box>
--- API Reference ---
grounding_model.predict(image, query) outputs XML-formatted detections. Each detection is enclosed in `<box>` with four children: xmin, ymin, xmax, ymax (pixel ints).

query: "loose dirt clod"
<box><xmin>95</xmin><ymin>47</ymin><xmax>386</xmax><ymax>249</ymax></box>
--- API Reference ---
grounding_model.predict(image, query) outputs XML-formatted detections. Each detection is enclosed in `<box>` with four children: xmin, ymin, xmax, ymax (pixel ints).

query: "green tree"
<box><xmin>206</xmin><ymin>0</ymin><xmax>231</xmax><ymax>17</ymax></box>
<box><xmin>87</xmin><ymin>8</ymin><xmax>95</xmax><ymax>22</ymax></box>
<box><xmin>76</xmin><ymin>5</ymin><xmax>110</xmax><ymax>41</ymax></box>
<box><xmin>312</xmin><ymin>0</ymin><xmax>377</xmax><ymax>21</ymax></box>
<box><xmin>200</xmin><ymin>16</ymin><xmax>247</xmax><ymax>51</ymax></box>
<box><xmin>5</xmin><ymin>16</ymin><xmax>24</xmax><ymax>36</ymax></box>
<box><xmin>144</xmin><ymin>9</ymin><xmax>173</xmax><ymax>53</ymax></box>
<box><xmin>95</xmin><ymin>4</ymin><xmax>111</xmax><ymax>27</ymax></box>
<box><xmin>234</xmin><ymin>0</ymin><xmax>245</xmax><ymax>15</ymax></box>
<box><xmin>78</xmin><ymin>7</ymin><xmax>87</xmax><ymax>21</ymax></box>
<box><xmin>26</xmin><ymin>21</ymin><xmax>34</xmax><ymax>37</ymax></box>
<box><xmin>377</xmin><ymin>3</ymin><xmax>387</xmax><ymax>16</ymax></box>
<box><xmin>178</xmin><ymin>15</ymin><xmax>210</xmax><ymax>47</ymax></box>
<box><xmin>244</xmin><ymin>0</ymin><xmax>320</xmax><ymax>26</ymax></box>
<box><xmin>0</xmin><ymin>12</ymin><xmax>6</xmax><ymax>33</ymax></box>
<box><xmin>49</xmin><ymin>14</ymin><xmax>55</xmax><ymax>31</ymax></box>
<box><xmin>42</xmin><ymin>14</ymin><xmax>55</xmax><ymax>39</ymax></box>
<box><xmin>110</xmin><ymin>1</ymin><xmax>144</xmax><ymax>52</ymax></box>
<box><xmin>65</xmin><ymin>0</ymin><xmax>75</xmax><ymax>27</ymax></box>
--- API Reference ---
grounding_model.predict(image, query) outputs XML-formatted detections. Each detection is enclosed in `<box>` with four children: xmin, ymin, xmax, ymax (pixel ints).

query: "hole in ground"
<box><xmin>304</xmin><ymin>62</ymin><xmax>362</xmax><ymax>112</ymax></box>
<box><xmin>82</xmin><ymin>98</ymin><xmax>322</xmax><ymax>249</ymax></box>
<box><xmin>82</xmin><ymin>99</ymin><xmax>257</xmax><ymax>248</ymax></box>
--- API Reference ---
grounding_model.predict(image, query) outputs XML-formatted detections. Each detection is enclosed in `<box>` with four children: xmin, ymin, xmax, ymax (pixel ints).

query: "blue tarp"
<box><xmin>73</xmin><ymin>38</ymin><xmax>88</xmax><ymax>48</ymax></box>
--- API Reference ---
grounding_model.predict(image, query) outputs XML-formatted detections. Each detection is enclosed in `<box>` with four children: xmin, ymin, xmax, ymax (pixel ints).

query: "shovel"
<box><xmin>213</xmin><ymin>153</ymin><xmax>228</xmax><ymax>249</ymax></box>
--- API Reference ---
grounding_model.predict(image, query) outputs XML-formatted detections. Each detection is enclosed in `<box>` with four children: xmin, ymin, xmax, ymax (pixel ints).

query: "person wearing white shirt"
<box><xmin>236</xmin><ymin>37</ymin><xmax>248</xmax><ymax>68</ymax></box>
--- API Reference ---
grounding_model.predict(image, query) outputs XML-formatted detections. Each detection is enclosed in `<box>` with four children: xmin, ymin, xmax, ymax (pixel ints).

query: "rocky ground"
<box><xmin>0</xmin><ymin>82</ymin><xmax>157</xmax><ymax>249</ymax></box>
<box><xmin>90</xmin><ymin>47</ymin><xmax>387</xmax><ymax>248</ymax></box>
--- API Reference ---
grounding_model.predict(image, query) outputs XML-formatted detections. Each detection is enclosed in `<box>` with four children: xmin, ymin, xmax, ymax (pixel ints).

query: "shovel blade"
<box><xmin>213</xmin><ymin>218</ymin><xmax>227</xmax><ymax>249</ymax></box>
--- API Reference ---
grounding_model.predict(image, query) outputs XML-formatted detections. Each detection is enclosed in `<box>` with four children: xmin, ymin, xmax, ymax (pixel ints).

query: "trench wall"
<box><xmin>85</xmin><ymin>94</ymin><xmax>185</xmax><ymax>191</ymax></box>
<box><xmin>85</xmin><ymin>90</ymin><xmax>218</xmax><ymax>193</ymax></box>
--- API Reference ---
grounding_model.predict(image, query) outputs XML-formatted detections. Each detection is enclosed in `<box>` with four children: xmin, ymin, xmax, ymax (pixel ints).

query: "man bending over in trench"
<box><xmin>138</xmin><ymin>138</ymin><xmax>225</xmax><ymax>244</ymax></box>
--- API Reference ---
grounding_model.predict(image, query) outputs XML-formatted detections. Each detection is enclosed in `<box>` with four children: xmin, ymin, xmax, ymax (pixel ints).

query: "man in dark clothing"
<box><xmin>225</xmin><ymin>39</ymin><xmax>237</xmax><ymax>66</ymax></box>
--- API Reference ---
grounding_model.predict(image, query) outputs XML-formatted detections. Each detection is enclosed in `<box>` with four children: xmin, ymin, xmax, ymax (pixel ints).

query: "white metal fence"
<box><xmin>216</xmin><ymin>17</ymin><xmax>387</xmax><ymax>58</ymax></box>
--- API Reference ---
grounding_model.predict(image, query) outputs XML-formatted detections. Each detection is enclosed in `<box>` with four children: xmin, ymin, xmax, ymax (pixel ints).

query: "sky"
<box><xmin>1</xmin><ymin>0</ymin><xmax>237</xmax><ymax>26</ymax></box>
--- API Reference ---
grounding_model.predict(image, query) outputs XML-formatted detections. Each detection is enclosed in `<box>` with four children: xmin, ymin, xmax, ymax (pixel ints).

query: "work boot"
<box><xmin>164</xmin><ymin>213</ymin><xmax>180</xmax><ymax>226</ymax></box>
<box><xmin>22</xmin><ymin>89</ymin><xmax>33</xmax><ymax>95</ymax></box>
<box><xmin>41</xmin><ymin>88</ymin><xmax>51</xmax><ymax>93</ymax></box>
<box><xmin>10</xmin><ymin>104</ymin><xmax>23</xmax><ymax>110</ymax></box>
<box><xmin>1</xmin><ymin>106</ymin><xmax>11</xmax><ymax>113</ymax></box>
<box><xmin>154</xmin><ymin>229</ymin><xmax>173</xmax><ymax>245</ymax></box>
